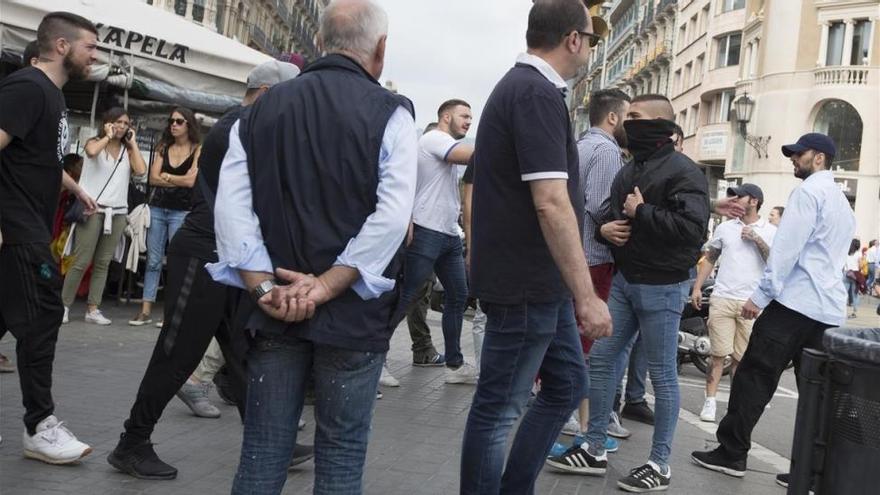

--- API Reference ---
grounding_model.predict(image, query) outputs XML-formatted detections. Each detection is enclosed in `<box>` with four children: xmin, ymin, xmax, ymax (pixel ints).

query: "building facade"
<box><xmin>730</xmin><ymin>0</ymin><xmax>879</xmax><ymax>241</ymax></box>
<box><xmin>572</xmin><ymin>0</ymin><xmax>878</xmax><ymax>240</ymax></box>
<box><xmin>142</xmin><ymin>0</ymin><xmax>325</xmax><ymax>61</ymax></box>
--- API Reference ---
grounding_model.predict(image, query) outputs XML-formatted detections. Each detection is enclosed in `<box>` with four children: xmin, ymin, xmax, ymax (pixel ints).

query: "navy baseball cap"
<box><xmin>726</xmin><ymin>183</ymin><xmax>764</xmax><ymax>203</ymax></box>
<box><xmin>781</xmin><ymin>133</ymin><xmax>837</xmax><ymax>158</ymax></box>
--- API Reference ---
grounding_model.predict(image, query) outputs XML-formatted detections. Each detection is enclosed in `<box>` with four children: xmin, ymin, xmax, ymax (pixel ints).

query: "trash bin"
<box><xmin>790</xmin><ymin>328</ymin><xmax>880</xmax><ymax>495</ymax></box>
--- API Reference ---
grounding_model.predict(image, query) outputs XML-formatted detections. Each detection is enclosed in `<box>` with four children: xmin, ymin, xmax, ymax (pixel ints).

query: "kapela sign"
<box><xmin>95</xmin><ymin>23</ymin><xmax>189</xmax><ymax>64</ymax></box>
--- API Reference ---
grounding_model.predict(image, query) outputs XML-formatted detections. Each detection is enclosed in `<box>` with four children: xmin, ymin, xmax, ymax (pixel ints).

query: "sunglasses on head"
<box><xmin>168</xmin><ymin>118</ymin><xmax>187</xmax><ymax>126</ymax></box>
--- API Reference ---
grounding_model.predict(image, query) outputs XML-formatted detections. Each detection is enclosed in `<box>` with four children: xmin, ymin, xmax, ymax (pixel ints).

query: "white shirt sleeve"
<box><xmin>335</xmin><ymin>106</ymin><xmax>418</xmax><ymax>300</ymax></box>
<box><xmin>420</xmin><ymin>129</ymin><xmax>459</xmax><ymax>163</ymax></box>
<box><xmin>205</xmin><ymin>120</ymin><xmax>274</xmax><ymax>289</ymax></box>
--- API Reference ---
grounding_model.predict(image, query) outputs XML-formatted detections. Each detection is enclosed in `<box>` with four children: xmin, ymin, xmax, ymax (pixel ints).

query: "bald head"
<box><xmin>628</xmin><ymin>94</ymin><xmax>675</xmax><ymax>121</ymax></box>
<box><xmin>320</xmin><ymin>0</ymin><xmax>387</xmax><ymax>64</ymax></box>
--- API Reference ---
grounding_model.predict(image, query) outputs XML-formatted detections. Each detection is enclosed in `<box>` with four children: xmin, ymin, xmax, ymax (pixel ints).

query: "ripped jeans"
<box><xmin>232</xmin><ymin>335</ymin><xmax>384</xmax><ymax>495</ymax></box>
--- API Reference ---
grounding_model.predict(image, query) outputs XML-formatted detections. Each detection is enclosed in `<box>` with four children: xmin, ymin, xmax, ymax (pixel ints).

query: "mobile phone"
<box><xmin>124</xmin><ymin>129</ymin><xmax>133</xmax><ymax>142</ymax></box>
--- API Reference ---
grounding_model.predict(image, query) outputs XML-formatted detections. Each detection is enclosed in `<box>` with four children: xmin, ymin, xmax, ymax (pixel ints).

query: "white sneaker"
<box><xmin>62</xmin><ymin>307</ymin><xmax>69</xmax><ymax>324</ymax></box>
<box><xmin>700</xmin><ymin>397</ymin><xmax>717</xmax><ymax>422</ymax></box>
<box><xmin>445</xmin><ymin>362</ymin><xmax>479</xmax><ymax>385</ymax></box>
<box><xmin>379</xmin><ymin>365</ymin><xmax>400</xmax><ymax>387</ymax></box>
<box><xmin>607</xmin><ymin>411</ymin><xmax>631</xmax><ymax>439</ymax></box>
<box><xmin>561</xmin><ymin>412</ymin><xmax>581</xmax><ymax>436</ymax></box>
<box><xmin>22</xmin><ymin>415</ymin><xmax>92</xmax><ymax>464</ymax></box>
<box><xmin>84</xmin><ymin>309</ymin><xmax>111</xmax><ymax>325</ymax></box>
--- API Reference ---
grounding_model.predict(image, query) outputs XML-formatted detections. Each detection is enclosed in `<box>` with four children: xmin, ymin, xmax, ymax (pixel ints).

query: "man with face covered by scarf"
<box><xmin>550</xmin><ymin>94</ymin><xmax>708</xmax><ymax>492</ymax></box>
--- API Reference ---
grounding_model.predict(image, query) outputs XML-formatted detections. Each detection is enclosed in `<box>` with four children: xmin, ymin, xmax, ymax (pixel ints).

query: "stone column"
<box><xmin>818</xmin><ymin>21</ymin><xmax>830</xmax><ymax>66</ymax></box>
<box><xmin>749</xmin><ymin>39</ymin><xmax>759</xmax><ymax>77</ymax></box>
<box><xmin>842</xmin><ymin>19</ymin><xmax>855</xmax><ymax>66</ymax></box>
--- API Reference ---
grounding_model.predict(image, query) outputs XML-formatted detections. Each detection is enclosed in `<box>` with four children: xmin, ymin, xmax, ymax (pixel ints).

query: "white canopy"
<box><xmin>0</xmin><ymin>0</ymin><xmax>272</xmax><ymax>101</ymax></box>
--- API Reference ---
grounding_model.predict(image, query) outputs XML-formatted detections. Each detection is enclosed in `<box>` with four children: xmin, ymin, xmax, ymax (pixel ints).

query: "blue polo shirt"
<box><xmin>470</xmin><ymin>55</ymin><xmax>582</xmax><ymax>304</ymax></box>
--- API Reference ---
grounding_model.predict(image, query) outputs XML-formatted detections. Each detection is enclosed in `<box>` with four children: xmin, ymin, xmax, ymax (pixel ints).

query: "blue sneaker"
<box><xmin>572</xmin><ymin>435</ymin><xmax>618</xmax><ymax>453</ymax></box>
<box><xmin>549</xmin><ymin>442</ymin><xmax>568</xmax><ymax>458</ymax></box>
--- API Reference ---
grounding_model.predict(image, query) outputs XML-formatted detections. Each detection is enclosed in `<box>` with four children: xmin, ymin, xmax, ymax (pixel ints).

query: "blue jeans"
<box><xmin>399</xmin><ymin>225</ymin><xmax>468</xmax><ymax>366</ymax></box>
<box><xmin>867</xmin><ymin>262</ymin><xmax>876</xmax><ymax>289</ymax></box>
<box><xmin>461</xmin><ymin>300</ymin><xmax>587</xmax><ymax>494</ymax></box>
<box><xmin>143</xmin><ymin>206</ymin><xmax>187</xmax><ymax>302</ymax></box>
<box><xmin>232</xmin><ymin>336</ymin><xmax>384</xmax><ymax>495</ymax></box>
<box><xmin>844</xmin><ymin>274</ymin><xmax>859</xmax><ymax>308</ymax></box>
<box><xmin>614</xmin><ymin>330</ymin><xmax>648</xmax><ymax>407</ymax></box>
<box><xmin>585</xmin><ymin>273</ymin><xmax>689</xmax><ymax>468</ymax></box>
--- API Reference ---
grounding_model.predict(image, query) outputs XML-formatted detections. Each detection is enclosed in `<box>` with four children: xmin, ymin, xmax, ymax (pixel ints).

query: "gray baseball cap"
<box><xmin>246</xmin><ymin>60</ymin><xmax>300</xmax><ymax>89</ymax></box>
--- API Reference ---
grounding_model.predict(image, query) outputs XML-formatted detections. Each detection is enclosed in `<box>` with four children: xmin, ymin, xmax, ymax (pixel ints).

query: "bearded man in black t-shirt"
<box><xmin>0</xmin><ymin>11</ymin><xmax>98</xmax><ymax>465</ymax></box>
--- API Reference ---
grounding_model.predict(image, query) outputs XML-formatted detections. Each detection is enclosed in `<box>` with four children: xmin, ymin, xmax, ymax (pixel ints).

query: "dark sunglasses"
<box><xmin>577</xmin><ymin>30</ymin><xmax>602</xmax><ymax>48</ymax></box>
<box><xmin>168</xmin><ymin>118</ymin><xmax>187</xmax><ymax>126</ymax></box>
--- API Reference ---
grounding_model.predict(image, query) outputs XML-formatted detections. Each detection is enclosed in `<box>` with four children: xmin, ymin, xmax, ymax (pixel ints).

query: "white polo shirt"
<box><xmin>412</xmin><ymin>129</ymin><xmax>463</xmax><ymax>236</ymax></box>
<box><xmin>706</xmin><ymin>216</ymin><xmax>777</xmax><ymax>301</ymax></box>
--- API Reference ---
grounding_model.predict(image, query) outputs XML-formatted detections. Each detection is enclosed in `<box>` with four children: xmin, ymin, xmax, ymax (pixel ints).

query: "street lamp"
<box><xmin>734</xmin><ymin>93</ymin><xmax>771</xmax><ymax>159</ymax></box>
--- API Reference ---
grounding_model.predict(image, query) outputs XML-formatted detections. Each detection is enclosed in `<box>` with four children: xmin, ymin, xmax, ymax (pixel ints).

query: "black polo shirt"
<box><xmin>470</xmin><ymin>61</ymin><xmax>582</xmax><ymax>304</ymax></box>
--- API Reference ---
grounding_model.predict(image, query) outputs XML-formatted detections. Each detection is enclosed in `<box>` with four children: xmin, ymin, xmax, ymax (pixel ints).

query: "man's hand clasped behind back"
<box><xmin>256</xmin><ymin>268</ymin><xmax>321</xmax><ymax>323</ymax></box>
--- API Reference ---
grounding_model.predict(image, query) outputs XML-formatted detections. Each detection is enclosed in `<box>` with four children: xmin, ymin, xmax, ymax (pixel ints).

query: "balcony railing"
<box><xmin>814</xmin><ymin>66</ymin><xmax>869</xmax><ymax>86</ymax></box>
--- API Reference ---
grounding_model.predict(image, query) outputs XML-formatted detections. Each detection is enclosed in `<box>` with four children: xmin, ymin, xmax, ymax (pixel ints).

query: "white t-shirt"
<box><xmin>867</xmin><ymin>245</ymin><xmax>878</xmax><ymax>264</ymax></box>
<box><xmin>845</xmin><ymin>252</ymin><xmax>861</xmax><ymax>272</ymax></box>
<box><xmin>706</xmin><ymin>216</ymin><xmax>777</xmax><ymax>301</ymax></box>
<box><xmin>79</xmin><ymin>144</ymin><xmax>132</xmax><ymax>209</ymax></box>
<box><xmin>412</xmin><ymin>129</ymin><xmax>463</xmax><ymax>236</ymax></box>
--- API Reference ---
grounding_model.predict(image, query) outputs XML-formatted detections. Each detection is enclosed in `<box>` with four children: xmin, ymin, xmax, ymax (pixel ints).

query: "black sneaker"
<box><xmin>691</xmin><ymin>448</ymin><xmax>746</xmax><ymax>477</ymax></box>
<box><xmin>776</xmin><ymin>473</ymin><xmax>789</xmax><ymax>487</ymax></box>
<box><xmin>617</xmin><ymin>462</ymin><xmax>671</xmax><ymax>492</ymax></box>
<box><xmin>622</xmin><ymin>401</ymin><xmax>655</xmax><ymax>425</ymax></box>
<box><xmin>288</xmin><ymin>443</ymin><xmax>314</xmax><ymax>469</ymax></box>
<box><xmin>544</xmin><ymin>445</ymin><xmax>607</xmax><ymax>475</ymax></box>
<box><xmin>107</xmin><ymin>435</ymin><xmax>177</xmax><ymax>480</ymax></box>
<box><xmin>776</xmin><ymin>473</ymin><xmax>815</xmax><ymax>494</ymax></box>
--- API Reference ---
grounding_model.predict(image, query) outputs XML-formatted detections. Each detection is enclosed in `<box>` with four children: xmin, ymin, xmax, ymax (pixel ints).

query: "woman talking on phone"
<box><xmin>129</xmin><ymin>107</ymin><xmax>201</xmax><ymax>327</ymax></box>
<box><xmin>61</xmin><ymin>107</ymin><xmax>147</xmax><ymax>325</ymax></box>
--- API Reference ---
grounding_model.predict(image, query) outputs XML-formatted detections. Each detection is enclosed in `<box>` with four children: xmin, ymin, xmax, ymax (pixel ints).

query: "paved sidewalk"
<box><xmin>5</xmin><ymin>297</ymin><xmax>875</xmax><ymax>494</ymax></box>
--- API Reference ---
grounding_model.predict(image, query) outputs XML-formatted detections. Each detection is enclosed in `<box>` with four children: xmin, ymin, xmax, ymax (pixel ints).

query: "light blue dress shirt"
<box><xmin>206</xmin><ymin>106</ymin><xmax>418</xmax><ymax>300</ymax></box>
<box><xmin>749</xmin><ymin>170</ymin><xmax>856</xmax><ymax>326</ymax></box>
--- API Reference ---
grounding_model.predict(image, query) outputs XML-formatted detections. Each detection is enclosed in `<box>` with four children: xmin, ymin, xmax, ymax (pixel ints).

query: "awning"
<box><xmin>0</xmin><ymin>0</ymin><xmax>272</xmax><ymax>111</ymax></box>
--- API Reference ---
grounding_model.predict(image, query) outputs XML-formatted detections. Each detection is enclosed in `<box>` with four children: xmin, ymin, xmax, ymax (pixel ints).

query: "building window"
<box><xmin>174</xmin><ymin>0</ymin><xmax>187</xmax><ymax>16</ymax></box>
<box><xmin>701</xmin><ymin>5</ymin><xmax>710</xmax><ymax>34</ymax></box>
<box><xmin>709</xmin><ymin>90</ymin><xmax>734</xmax><ymax>123</ymax></box>
<box><xmin>673</xmin><ymin>69</ymin><xmax>682</xmax><ymax>94</ymax></box>
<box><xmin>719</xmin><ymin>0</ymin><xmax>745</xmax><ymax>14</ymax></box>
<box><xmin>695</xmin><ymin>54</ymin><xmax>705</xmax><ymax>84</ymax></box>
<box><xmin>688</xmin><ymin>103</ymin><xmax>700</xmax><ymax>135</ymax></box>
<box><xmin>826</xmin><ymin>21</ymin><xmax>846</xmax><ymax>66</ymax></box>
<box><xmin>851</xmin><ymin>20</ymin><xmax>871</xmax><ymax>65</ymax></box>
<box><xmin>192</xmin><ymin>0</ymin><xmax>205</xmax><ymax>23</ymax></box>
<box><xmin>684</xmin><ymin>61</ymin><xmax>693</xmax><ymax>89</ymax></box>
<box><xmin>715</xmin><ymin>33</ymin><xmax>741</xmax><ymax>68</ymax></box>
<box><xmin>679</xmin><ymin>24</ymin><xmax>687</xmax><ymax>48</ymax></box>
<box><xmin>216</xmin><ymin>0</ymin><xmax>226</xmax><ymax>32</ymax></box>
<box><xmin>814</xmin><ymin>99</ymin><xmax>862</xmax><ymax>172</ymax></box>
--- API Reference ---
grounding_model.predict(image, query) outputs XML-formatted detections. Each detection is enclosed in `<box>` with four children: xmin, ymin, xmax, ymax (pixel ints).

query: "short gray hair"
<box><xmin>320</xmin><ymin>0</ymin><xmax>388</xmax><ymax>62</ymax></box>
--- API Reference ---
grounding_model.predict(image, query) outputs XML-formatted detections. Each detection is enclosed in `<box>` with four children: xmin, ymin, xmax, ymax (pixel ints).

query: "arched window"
<box><xmin>813</xmin><ymin>99</ymin><xmax>862</xmax><ymax>172</ymax></box>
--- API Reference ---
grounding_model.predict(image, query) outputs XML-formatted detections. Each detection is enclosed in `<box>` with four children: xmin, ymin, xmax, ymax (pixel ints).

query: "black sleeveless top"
<box><xmin>149</xmin><ymin>145</ymin><xmax>196</xmax><ymax>211</ymax></box>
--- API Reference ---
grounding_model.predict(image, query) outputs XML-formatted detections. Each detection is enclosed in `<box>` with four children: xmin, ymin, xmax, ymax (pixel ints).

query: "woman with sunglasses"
<box><xmin>62</xmin><ymin>107</ymin><xmax>147</xmax><ymax>325</ymax></box>
<box><xmin>130</xmin><ymin>107</ymin><xmax>201</xmax><ymax>326</ymax></box>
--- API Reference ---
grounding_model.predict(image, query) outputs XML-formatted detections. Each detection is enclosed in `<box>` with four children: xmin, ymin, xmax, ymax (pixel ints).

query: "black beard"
<box><xmin>613</xmin><ymin>124</ymin><xmax>628</xmax><ymax>148</ymax></box>
<box><xmin>794</xmin><ymin>166</ymin><xmax>811</xmax><ymax>180</ymax></box>
<box><xmin>63</xmin><ymin>53</ymin><xmax>89</xmax><ymax>81</ymax></box>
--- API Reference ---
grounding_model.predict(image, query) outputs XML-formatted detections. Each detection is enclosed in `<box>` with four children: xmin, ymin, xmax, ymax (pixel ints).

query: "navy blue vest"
<box><xmin>239</xmin><ymin>54</ymin><xmax>414</xmax><ymax>352</ymax></box>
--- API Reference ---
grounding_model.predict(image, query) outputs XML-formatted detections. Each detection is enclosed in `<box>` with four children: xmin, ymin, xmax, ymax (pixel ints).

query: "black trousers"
<box><xmin>123</xmin><ymin>253</ymin><xmax>248</xmax><ymax>441</ymax></box>
<box><xmin>717</xmin><ymin>300</ymin><xmax>831</xmax><ymax>459</ymax></box>
<box><xmin>0</xmin><ymin>243</ymin><xmax>64</xmax><ymax>434</ymax></box>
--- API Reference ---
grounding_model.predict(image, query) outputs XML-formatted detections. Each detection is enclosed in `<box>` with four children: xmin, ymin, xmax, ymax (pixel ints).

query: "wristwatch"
<box><xmin>252</xmin><ymin>279</ymin><xmax>277</xmax><ymax>301</ymax></box>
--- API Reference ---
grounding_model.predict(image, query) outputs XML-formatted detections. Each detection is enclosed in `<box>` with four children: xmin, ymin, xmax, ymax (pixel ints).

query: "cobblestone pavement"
<box><xmin>1</xmin><ymin>297</ymin><xmax>877</xmax><ymax>494</ymax></box>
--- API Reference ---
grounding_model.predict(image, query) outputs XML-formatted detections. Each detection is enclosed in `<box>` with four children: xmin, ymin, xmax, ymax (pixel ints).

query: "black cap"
<box><xmin>726</xmin><ymin>183</ymin><xmax>764</xmax><ymax>203</ymax></box>
<box><xmin>781</xmin><ymin>133</ymin><xmax>837</xmax><ymax>158</ymax></box>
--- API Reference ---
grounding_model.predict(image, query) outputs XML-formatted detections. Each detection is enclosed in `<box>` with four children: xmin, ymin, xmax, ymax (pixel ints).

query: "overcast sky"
<box><xmin>375</xmin><ymin>0</ymin><xmax>534</xmax><ymax>134</ymax></box>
